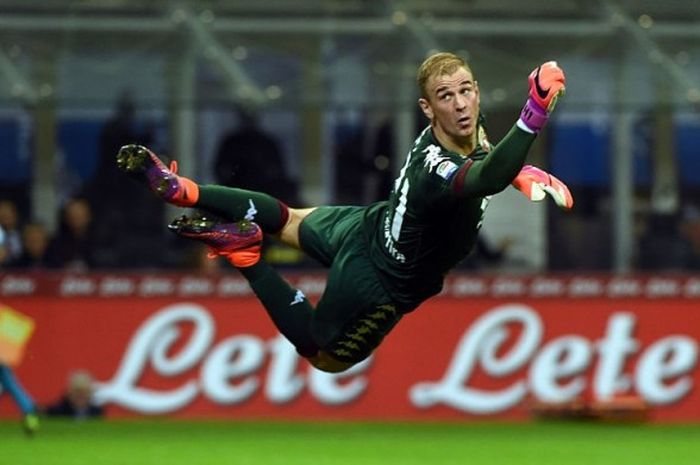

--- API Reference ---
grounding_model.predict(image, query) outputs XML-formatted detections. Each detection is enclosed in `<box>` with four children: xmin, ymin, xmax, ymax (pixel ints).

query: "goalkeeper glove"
<box><xmin>519</xmin><ymin>61</ymin><xmax>566</xmax><ymax>133</ymax></box>
<box><xmin>512</xmin><ymin>165</ymin><xmax>574</xmax><ymax>211</ymax></box>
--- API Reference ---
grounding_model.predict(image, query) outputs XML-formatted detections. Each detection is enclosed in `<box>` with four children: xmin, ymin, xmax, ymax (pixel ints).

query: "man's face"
<box><xmin>419</xmin><ymin>67</ymin><xmax>480</xmax><ymax>144</ymax></box>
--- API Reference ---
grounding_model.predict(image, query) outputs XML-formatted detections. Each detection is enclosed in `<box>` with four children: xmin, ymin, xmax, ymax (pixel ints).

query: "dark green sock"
<box><xmin>240</xmin><ymin>261</ymin><xmax>318</xmax><ymax>357</ymax></box>
<box><xmin>196</xmin><ymin>185</ymin><xmax>289</xmax><ymax>233</ymax></box>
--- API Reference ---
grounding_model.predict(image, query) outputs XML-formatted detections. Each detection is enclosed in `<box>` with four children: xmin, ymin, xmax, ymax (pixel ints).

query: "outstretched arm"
<box><xmin>452</xmin><ymin>125</ymin><xmax>535</xmax><ymax>197</ymax></box>
<box><xmin>451</xmin><ymin>61</ymin><xmax>566</xmax><ymax>198</ymax></box>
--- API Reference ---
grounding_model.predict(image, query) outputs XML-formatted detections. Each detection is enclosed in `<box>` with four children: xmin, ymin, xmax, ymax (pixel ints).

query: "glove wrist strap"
<box><xmin>518</xmin><ymin>98</ymin><xmax>548</xmax><ymax>133</ymax></box>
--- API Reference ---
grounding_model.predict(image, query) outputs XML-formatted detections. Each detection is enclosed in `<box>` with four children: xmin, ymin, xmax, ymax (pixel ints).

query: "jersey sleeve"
<box><xmin>450</xmin><ymin>125</ymin><xmax>536</xmax><ymax>198</ymax></box>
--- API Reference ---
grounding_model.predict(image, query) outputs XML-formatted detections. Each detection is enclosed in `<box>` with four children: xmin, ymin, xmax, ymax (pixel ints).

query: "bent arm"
<box><xmin>451</xmin><ymin>125</ymin><xmax>536</xmax><ymax>198</ymax></box>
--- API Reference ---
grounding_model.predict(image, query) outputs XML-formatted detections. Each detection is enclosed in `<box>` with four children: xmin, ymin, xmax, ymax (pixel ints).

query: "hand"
<box><xmin>519</xmin><ymin>62</ymin><xmax>566</xmax><ymax>133</ymax></box>
<box><xmin>528</xmin><ymin>61</ymin><xmax>566</xmax><ymax>112</ymax></box>
<box><xmin>512</xmin><ymin>165</ymin><xmax>574</xmax><ymax>211</ymax></box>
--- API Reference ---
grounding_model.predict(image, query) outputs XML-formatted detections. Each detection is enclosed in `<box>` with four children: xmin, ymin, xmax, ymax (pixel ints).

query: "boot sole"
<box><xmin>116</xmin><ymin>144</ymin><xmax>150</xmax><ymax>175</ymax></box>
<box><xmin>168</xmin><ymin>216</ymin><xmax>217</xmax><ymax>236</ymax></box>
<box><xmin>168</xmin><ymin>217</ymin><xmax>257</xmax><ymax>239</ymax></box>
<box><xmin>117</xmin><ymin>144</ymin><xmax>173</xmax><ymax>197</ymax></box>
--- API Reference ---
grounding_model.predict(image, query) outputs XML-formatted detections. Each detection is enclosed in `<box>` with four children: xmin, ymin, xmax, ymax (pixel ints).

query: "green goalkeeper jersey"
<box><xmin>365</xmin><ymin>121</ymin><xmax>535</xmax><ymax>306</ymax></box>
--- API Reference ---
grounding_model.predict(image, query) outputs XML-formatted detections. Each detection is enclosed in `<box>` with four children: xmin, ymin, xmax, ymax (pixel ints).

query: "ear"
<box><xmin>474</xmin><ymin>80</ymin><xmax>481</xmax><ymax>104</ymax></box>
<box><xmin>418</xmin><ymin>97</ymin><xmax>433</xmax><ymax>121</ymax></box>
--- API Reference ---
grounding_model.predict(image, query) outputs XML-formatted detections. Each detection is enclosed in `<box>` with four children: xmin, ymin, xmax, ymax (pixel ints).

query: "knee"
<box><xmin>279</xmin><ymin>207</ymin><xmax>316</xmax><ymax>248</ymax></box>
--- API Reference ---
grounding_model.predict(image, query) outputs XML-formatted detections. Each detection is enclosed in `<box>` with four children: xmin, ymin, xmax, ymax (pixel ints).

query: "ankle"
<box><xmin>238</xmin><ymin>259</ymin><xmax>268</xmax><ymax>281</ymax></box>
<box><xmin>172</xmin><ymin>177</ymin><xmax>200</xmax><ymax>207</ymax></box>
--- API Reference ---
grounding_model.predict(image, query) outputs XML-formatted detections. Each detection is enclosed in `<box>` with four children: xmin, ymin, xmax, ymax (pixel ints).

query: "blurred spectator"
<box><xmin>43</xmin><ymin>370</ymin><xmax>103</xmax><ymax>419</ymax></box>
<box><xmin>45</xmin><ymin>198</ymin><xmax>98</xmax><ymax>271</ymax></box>
<box><xmin>636</xmin><ymin>211</ymin><xmax>698</xmax><ymax>270</ymax></box>
<box><xmin>680</xmin><ymin>204</ymin><xmax>700</xmax><ymax>269</ymax></box>
<box><xmin>365</xmin><ymin>117</ymin><xmax>397</xmax><ymax>203</ymax></box>
<box><xmin>0</xmin><ymin>199</ymin><xmax>23</xmax><ymax>264</ymax></box>
<box><xmin>213</xmin><ymin>108</ymin><xmax>305</xmax><ymax>268</ymax></box>
<box><xmin>0</xmin><ymin>298</ymin><xmax>39</xmax><ymax>434</ymax></box>
<box><xmin>0</xmin><ymin>226</ymin><xmax>6</xmax><ymax>263</ymax></box>
<box><xmin>333</xmin><ymin>116</ymin><xmax>368</xmax><ymax>204</ymax></box>
<box><xmin>91</xmin><ymin>90</ymin><xmax>154</xmax><ymax>197</ymax></box>
<box><xmin>83</xmin><ymin>90</ymin><xmax>165</xmax><ymax>269</ymax></box>
<box><xmin>7</xmin><ymin>223</ymin><xmax>50</xmax><ymax>269</ymax></box>
<box><xmin>214</xmin><ymin>107</ymin><xmax>300</xmax><ymax>206</ymax></box>
<box><xmin>0</xmin><ymin>364</ymin><xmax>39</xmax><ymax>434</ymax></box>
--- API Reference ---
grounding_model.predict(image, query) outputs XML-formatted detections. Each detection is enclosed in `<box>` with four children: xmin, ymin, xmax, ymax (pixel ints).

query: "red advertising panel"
<box><xmin>0</xmin><ymin>272</ymin><xmax>699</xmax><ymax>421</ymax></box>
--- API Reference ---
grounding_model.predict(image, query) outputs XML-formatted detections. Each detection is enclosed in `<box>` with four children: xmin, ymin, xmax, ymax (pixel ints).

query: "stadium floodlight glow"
<box><xmin>265</xmin><ymin>86</ymin><xmax>283</xmax><ymax>100</ymax></box>
<box><xmin>391</xmin><ymin>10</ymin><xmax>408</xmax><ymax>26</ymax></box>
<box><xmin>637</xmin><ymin>14</ymin><xmax>654</xmax><ymax>29</ymax></box>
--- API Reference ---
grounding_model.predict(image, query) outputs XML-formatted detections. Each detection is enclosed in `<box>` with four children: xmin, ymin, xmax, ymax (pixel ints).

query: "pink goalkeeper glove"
<box><xmin>519</xmin><ymin>61</ymin><xmax>566</xmax><ymax>133</ymax></box>
<box><xmin>512</xmin><ymin>165</ymin><xmax>574</xmax><ymax>211</ymax></box>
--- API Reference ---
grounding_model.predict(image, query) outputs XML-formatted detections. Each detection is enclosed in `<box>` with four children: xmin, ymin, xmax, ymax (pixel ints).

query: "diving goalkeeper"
<box><xmin>117</xmin><ymin>52</ymin><xmax>571</xmax><ymax>373</ymax></box>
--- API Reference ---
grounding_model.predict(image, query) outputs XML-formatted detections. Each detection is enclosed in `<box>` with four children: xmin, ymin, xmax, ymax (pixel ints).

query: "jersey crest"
<box><xmin>423</xmin><ymin>144</ymin><xmax>449</xmax><ymax>172</ymax></box>
<box><xmin>436</xmin><ymin>160</ymin><xmax>458</xmax><ymax>180</ymax></box>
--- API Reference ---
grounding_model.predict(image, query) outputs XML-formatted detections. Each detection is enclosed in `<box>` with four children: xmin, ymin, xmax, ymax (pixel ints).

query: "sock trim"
<box><xmin>273</xmin><ymin>200</ymin><xmax>290</xmax><ymax>234</ymax></box>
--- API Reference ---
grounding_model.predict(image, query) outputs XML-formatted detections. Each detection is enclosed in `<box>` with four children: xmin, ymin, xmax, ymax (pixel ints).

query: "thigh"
<box><xmin>310</xmin><ymin>246</ymin><xmax>406</xmax><ymax>364</ymax></box>
<box><xmin>297</xmin><ymin>205</ymin><xmax>365</xmax><ymax>267</ymax></box>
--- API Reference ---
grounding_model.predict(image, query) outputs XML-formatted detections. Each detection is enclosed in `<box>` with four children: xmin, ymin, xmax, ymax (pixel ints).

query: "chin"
<box><xmin>453</xmin><ymin>128</ymin><xmax>475</xmax><ymax>139</ymax></box>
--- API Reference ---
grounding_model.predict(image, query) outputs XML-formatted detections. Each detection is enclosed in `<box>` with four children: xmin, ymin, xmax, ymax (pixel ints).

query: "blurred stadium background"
<box><xmin>0</xmin><ymin>0</ymin><xmax>698</xmax><ymax>271</ymax></box>
<box><xmin>1</xmin><ymin>1</ymin><xmax>699</xmax><ymax>464</ymax></box>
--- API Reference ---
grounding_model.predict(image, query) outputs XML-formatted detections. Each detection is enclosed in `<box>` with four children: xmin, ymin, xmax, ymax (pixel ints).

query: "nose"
<box><xmin>454</xmin><ymin>93</ymin><xmax>468</xmax><ymax>111</ymax></box>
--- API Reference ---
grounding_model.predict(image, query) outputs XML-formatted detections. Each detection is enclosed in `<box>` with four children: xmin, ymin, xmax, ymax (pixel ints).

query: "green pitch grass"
<box><xmin>1</xmin><ymin>419</ymin><xmax>699</xmax><ymax>465</ymax></box>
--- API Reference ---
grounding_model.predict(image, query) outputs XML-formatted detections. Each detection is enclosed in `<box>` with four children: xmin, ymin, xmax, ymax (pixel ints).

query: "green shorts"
<box><xmin>299</xmin><ymin>206</ymin><xmax>409</xmax><ymax>363</ymax></box>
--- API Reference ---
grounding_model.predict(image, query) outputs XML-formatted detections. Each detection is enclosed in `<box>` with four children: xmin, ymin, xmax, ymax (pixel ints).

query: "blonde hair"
<box><xmin>417</xmin><ymin>52</ymin><xmax>473</xmax><ymax>99</ymax></box>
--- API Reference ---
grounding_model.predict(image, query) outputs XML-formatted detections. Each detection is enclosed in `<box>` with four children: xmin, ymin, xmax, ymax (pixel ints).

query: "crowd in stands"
<box><xmin>3</xmin><ymin>194</ymin><xmax>699</xmax><ymax>273</ymax></box>
<box><xmin>2</xmin><ymin>95</ymin><xmax>699</xmax><ymax>273</ymax></box>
